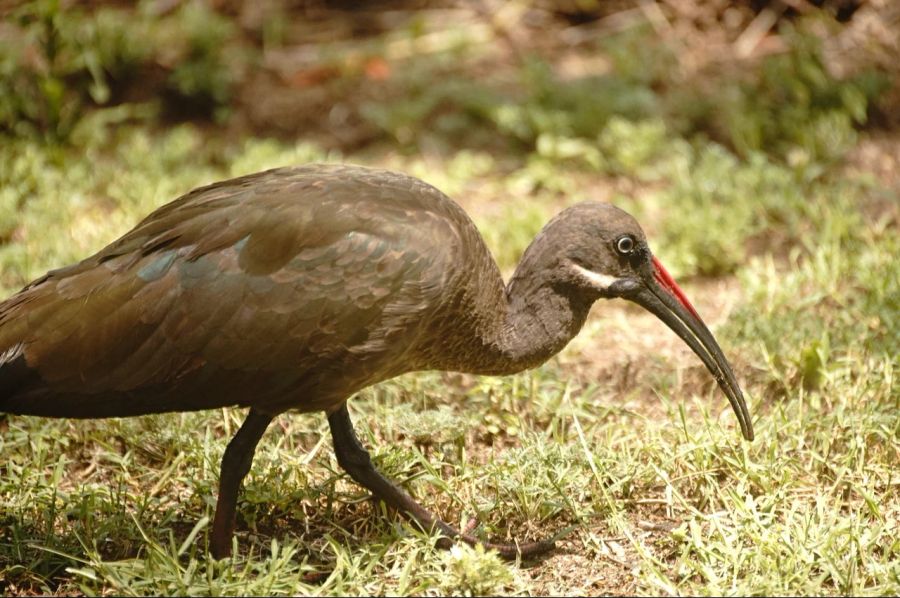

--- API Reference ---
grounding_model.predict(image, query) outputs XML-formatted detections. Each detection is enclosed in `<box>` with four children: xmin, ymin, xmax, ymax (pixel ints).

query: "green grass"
<box><xmin>0</xmin><ymin>121</ymin><xmax>897</xmax><ymax>595</ymax></box>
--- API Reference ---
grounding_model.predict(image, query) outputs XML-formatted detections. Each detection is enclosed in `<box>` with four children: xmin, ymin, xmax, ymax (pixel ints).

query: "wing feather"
<box><xmin>0</xmin><ymin>165</ymin><xmax>463</xmax><ymax>416</ymax></box>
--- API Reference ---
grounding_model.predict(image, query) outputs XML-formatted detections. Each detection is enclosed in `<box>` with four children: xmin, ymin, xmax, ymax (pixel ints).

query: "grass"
<box><xmin>0</xmin><ymin>120</ymin><xmax>896</xmax><ymax>595</ymax></box>
<box><xmin>1</xmin><ymin>5</ymin><xmax>899</xmax><ymax>595</ymax></box>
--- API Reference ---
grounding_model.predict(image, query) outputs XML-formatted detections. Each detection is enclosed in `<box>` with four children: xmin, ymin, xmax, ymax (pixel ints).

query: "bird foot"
<box><xmin>451</xmin><ymin>529</ymin><xmax>556</xmax><ymax>560</ymax></box>
<box><xmin>422</xmin><ymin>513</ymin><xmax>556</xmax><ymax>560</ymax></box>
<box><xmin>328</xmin><ymin>404</ymin><xmax>558</xmax><ymax>560</ymax></box>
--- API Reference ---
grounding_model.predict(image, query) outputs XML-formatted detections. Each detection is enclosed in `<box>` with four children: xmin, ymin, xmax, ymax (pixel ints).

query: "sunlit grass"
<box><xmin>0</xmin><ymin>121</ymin><xmax>897</xmax><ymax>595</ymax></box>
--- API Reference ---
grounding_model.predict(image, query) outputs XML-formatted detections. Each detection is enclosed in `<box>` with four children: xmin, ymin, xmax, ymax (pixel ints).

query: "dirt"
<box><xmin>556</xmin><ymin>276</ymin><xmax>747</xmax><ymax>425</ymax></box>
<box><xmin>518</xmin><ymin>502</ymin><xmax>684</xmax><ymax>595</ymax></box>
<box><xmin>526</xmin><ymin>547</ymin><xmax>639</xmax><ymax>596</ymax></box>
<box><xmin>846</xmin><ymin>134</ymin><xmax>900</xmax><ymax>195</ymax></box>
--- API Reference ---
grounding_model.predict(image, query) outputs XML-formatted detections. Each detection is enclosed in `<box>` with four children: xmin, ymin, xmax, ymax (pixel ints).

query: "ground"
<box><xmin>0</xmin><ymin>1</ymin><xmax>898</xmax><ymax>595</ymax></box>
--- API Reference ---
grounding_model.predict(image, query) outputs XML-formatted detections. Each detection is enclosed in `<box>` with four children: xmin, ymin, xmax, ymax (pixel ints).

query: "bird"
<box><xmin>0</xmin><ymin>163</ymin><xmax>753</xmax><ymax>559</ymax></box>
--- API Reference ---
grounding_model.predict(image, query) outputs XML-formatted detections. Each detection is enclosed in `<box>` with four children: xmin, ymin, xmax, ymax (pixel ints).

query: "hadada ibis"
<box><xmin>0</xmin><ymin>164</ymin><xmax>753</xmax><ymax>559</ymax></box>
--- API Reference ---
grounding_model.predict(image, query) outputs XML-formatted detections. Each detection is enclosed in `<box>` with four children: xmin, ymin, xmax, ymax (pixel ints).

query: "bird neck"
<box><xmin>425</xmin><ymin>230</ymin><xmax>595</xmax><ymax>377</ymax></box>
<box><xmin>449</xmin><ymin>256</ymin><xmax>592</xmax><ymax>377</ymax></box>
<box><xmin>495</xmin><ymin>270</ymin><xmax>592</xmax><ymax>373</ymax></box>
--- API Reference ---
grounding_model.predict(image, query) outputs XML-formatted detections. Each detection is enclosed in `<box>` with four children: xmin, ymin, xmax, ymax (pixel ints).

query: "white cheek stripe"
<box><xmin>571</xmin><ymin>263</ymin><xmax>619</xmax><ymax>291</ymax></box>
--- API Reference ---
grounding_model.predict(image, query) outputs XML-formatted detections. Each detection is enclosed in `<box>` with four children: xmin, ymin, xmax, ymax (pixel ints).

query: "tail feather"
<box><xmin>0</xmin><ymin>343</ymin><xmax>41</xmax><ymax>411</ymax></box>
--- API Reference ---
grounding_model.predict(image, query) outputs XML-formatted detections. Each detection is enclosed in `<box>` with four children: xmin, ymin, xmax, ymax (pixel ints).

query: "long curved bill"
<box><xmin>630</xmin><ymin>257</ymin><xmax>754</xmax><ymax>441</ymax></box>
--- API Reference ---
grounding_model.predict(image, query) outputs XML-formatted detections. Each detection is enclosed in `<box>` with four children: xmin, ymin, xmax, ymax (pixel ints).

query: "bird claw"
<box><xmin>427</xmin><ymin>518</ymin><xmax>555</xmax><ymax>560</ymax></box>
<box><xmin>457</xmin><ymin>532</ymin><xmax>556</xmax><ymax>560</ymax></box>
<box><xmin>443</xmin><ymin>516</ymin><xmax>554</xmax><ymax>559</ymax></box>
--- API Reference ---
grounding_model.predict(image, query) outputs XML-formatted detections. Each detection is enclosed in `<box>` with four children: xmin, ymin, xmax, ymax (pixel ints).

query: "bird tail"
<box><xmin>0</xmin><ymin>343</ymin><xmax>34</xmax><ymax>411</ymax></box>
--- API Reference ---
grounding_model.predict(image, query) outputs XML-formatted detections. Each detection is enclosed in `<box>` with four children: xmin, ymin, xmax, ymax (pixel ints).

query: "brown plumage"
<box><xmin>0</xmin><ymin>163</ymin><xmax>753</xmax><ymax>559</ymax></box>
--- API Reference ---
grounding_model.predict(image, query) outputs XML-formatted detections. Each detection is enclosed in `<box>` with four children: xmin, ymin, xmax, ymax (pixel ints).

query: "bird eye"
<box><xmin>615</xmin><ymin>235</ymin><xmax>635</xmax><ymax>255</ymax></box>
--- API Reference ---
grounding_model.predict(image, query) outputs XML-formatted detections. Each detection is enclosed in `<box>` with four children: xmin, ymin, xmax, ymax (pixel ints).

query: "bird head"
<box><xmin>543</xmin><ymin>202</ymin><xmax>754</xmax><ymax>441</ymax></box>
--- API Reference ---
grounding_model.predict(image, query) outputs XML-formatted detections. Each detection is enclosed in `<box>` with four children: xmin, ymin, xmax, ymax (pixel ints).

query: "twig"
<box><xmin>734</xmin><ymin>4</ymin><xmax>786</xmax><ymax>59</ymax></box>
<box><xmin>636</xmin><ymin>520</ymin><xmax>678</xmax><ymax>532</ymax></box>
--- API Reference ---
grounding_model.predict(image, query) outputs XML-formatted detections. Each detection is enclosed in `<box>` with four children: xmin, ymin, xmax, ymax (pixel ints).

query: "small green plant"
<box><xmin>0</xmin><ymin>0</ymin><xmax>83</xmax><ymax>140</ymax></box>
<box><xmin>161</xmin><ymin>1</ymin><xmax>238</xmax><ymax>121</ymax></box>
<box><xmin>439</xmin><ymin>543</ymin><xmax>516</xmax><ymax>596</ymax></box>
<box><xmin>0</xmin><ymin>2</ymin><xmax>152</xmax><ymax>141</ymax></box>
<box><xmin>711</xmin><ymin>24</ymin><xmax>888</xmax><ymax>165</ymax></box>
<box><xmin>0</xmin><ymin>1</ymin><xmax>246</xmax><ymax>142</ymax></box>
<box><xmin>491</xmin><ymin>58</ymin><xmax>659</xmax><ymax>147</ymax></box>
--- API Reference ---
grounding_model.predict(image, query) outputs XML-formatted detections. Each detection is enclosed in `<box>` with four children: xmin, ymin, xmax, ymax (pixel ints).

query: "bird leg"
<box><xmin>327</xmin><ymin>403</ymin><xmax>555</xmax><ymax>560</ymax></box>
<box><xmin>210</xmin><ymin>409</ymin><xmax>273</xmax><ymax>559</ymax></box>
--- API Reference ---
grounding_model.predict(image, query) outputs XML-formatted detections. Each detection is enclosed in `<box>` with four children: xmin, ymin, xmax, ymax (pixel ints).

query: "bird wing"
<box><xmin>0</xmin><ymin>166</ymin><xmax>461</xmax><ymax>416</ymax></box>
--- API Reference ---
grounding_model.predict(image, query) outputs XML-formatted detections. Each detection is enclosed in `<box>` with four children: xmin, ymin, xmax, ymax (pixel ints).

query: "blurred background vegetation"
<box><xmin>1</xmin><ymin>0</ymin><xmax>896</xmax><ymax>150</ymax></box>
<box><xmin>0</xmin><ymin>0</ymin><xmax>897</xmax><ymax>278</ymax></box>
<box><xmin>0</xmin><ymin>0</ymin><xmax>897</xmax><ymax>595</ymax></box>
